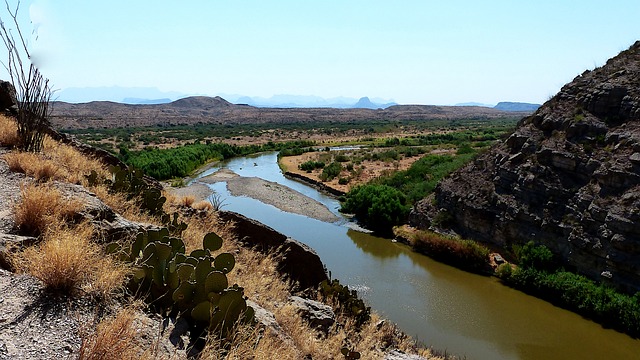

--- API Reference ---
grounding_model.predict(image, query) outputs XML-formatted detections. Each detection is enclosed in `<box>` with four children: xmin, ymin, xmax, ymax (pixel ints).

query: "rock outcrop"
<box><xmin>410</xmin><ymin>41</ymin><xmax>640</xmax><ymax>292</ymax></box>
<box><xmin>218</xmin><ymin>211</ymin><xmax>329</xmax><ymax>290</ymax></box>
<box><xmin>0</xmin><ymin>80</ymin><xmax>17</xmax><ymax>114</ymax></box>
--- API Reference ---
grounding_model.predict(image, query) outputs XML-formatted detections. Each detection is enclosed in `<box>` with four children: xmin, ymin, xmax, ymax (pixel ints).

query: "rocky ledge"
<box><xmin>410</xmin><ymin>41</ymin><xmax>640</xmax><ymax>293</ymax></box>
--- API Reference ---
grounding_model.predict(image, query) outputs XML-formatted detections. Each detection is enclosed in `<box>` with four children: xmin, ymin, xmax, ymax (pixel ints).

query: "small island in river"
<box><xmin>189</xmin><ymin>168</ymin><xmax>341</xmax><ymax>223</ymax></box>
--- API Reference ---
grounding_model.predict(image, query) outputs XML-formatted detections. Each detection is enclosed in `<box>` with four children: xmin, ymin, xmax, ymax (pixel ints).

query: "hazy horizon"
<box><xmin>7</xmin><ymin>1</ymin><xmax>639</xmax><ymax>106</ymax></box>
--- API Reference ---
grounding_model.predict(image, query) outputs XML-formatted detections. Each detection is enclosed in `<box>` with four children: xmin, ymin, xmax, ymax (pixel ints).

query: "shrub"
<box><xmin>320</xmin><ymin>161</ymin><xmax>342</xmax><ymax>181</ymax></box>
<box><xmin>14</xmin><ymin>183</ymin><xmax>81</xmax><ymax>236</ymax></box>
<box><xmin>299</xmin><ymin>160</ymin><xmax>325</xmax><ymax>172</ymax></box>
<box><xmin>0</xmin><ymin>7</ymin><xmax>53</xmax><ymax>153</ymax></box>
<box><xmin>514</xmin><ymin>241</ymin><xmax>557</xmax><ymax>271</ymax></box>
<box><xmin>335</xmin><ymin>154</ymin><xmax>349</xmax><ymax>162</ymax></box>
<box><xmin>456</xmin><ymin>143</ymin><xmax>475</xmax><ymax>155</ymax></box>
<box><xmin>410</xmin><ymin>231</ymin><xmax>490</xmax><ymax>273</ymax></box>
<box><xmin>14</xmin><ymin>223</ymin><xmax>128</xmax><ymax>296</ymax></box>
<box><xmin>78</xmin><ymin>306</ymin><xmax>141</xmax><ymax>360</ymax></box>
<box><xmin>319</xmin><ymin>279</ymin><xmax>371</xmax><ymax>328</ymax></box>
<box><xmin>501</xmin><ymin>267</ymin><xmax>640</xmax><ymax>337</ymax></box>
<box><xmin>341</xmin><ymin>185</ymin><xmax>409</xmax><ymax>234</ymax></box>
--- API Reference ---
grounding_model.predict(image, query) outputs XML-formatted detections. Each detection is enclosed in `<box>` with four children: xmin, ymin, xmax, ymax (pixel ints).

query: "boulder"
<box><xmin>384</xmin><ymin>350</ymin><xmax>429</xmax><ymax>360</ymax></box>
<box><xmin>0</xmin><ymin>233</ymin><xmax>36</xmax><ymax>270</ymax></box>
<box><xmin>289</xmin><ymin>296</ymin><xmax>335</xmax><ymax>333</ymax></box>
<box><xmin>218</xmin><ymin>211</ymin><xmax>328</xmax><ymax>290</ymax></box>
<box><xmin>55</xmin><ymin>182</ymin><xmax>159</xmax><ymax>243</ymax></box>
<box><xmin>0</xmin><ymin>80</ymin><xmax>17</xmax><ymax>113</ymax></box>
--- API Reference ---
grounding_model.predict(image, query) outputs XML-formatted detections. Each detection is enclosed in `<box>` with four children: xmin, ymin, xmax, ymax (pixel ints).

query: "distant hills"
<box><xmin>55</xmin><ymin>86</ymin><xmax>539</xmax><ymax>112</ymax></box>
<box><xmin>494</xmin><ymin>102</ymin><xmax>540</xmax><ymax>112</ymax></box>
<box><xmin>56</xmin><ymin>87</ymin><xmax>398</xmax><ymax>109</ymax></box>
<box><xmin>50</xmin><ymin>95</ymin><xmax>532</xmax><ymax>130</ymax></box>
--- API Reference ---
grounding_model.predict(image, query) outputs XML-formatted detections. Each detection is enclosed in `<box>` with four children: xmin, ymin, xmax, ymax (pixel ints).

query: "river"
<box><xmin>195</xmin><ymin>152</ymin><xmax>640</xmax><ymax>360</ymax></box>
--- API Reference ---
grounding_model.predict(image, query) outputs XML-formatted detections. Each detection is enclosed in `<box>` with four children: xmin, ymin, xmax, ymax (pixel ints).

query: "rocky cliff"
<box><xmin>410</xmin><ymin>41</ymin><xmax>640</xmax><ymax>292</ymax></box>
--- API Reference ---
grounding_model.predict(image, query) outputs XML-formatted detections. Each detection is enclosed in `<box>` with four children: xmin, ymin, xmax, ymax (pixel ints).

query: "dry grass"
<box><xmin>13</xmin><ymin>182</ymin><xmax>82</xmax><ymax>236</ymax></box>
<box><xmin>200</xmin><ymin>302</ymin><xmax>435</xmax><ymax>360</ymax></box>
<box><xmin>192</xmin><ymin>200</ymin><xmax>214</xmax><ymax>211</ymax></box>
<box><xmin>3</xmin><ymin>151</ymin><xmax>59</xmax><ymax>181</ymax></box>
<box><xmin>2</xmin><ymin>136</ymin><xmax>109</xmax><ymax>184</ymax></box>
<box><xmin>180</xmin><ymin>211</ymin><xmax>236</xmax><ymax>253</ymax></box>
<box><xmin>0</xmin><ymin>114</ymin><xmax>18</xmax><ymax>147</ymax></box>
<box><xmin>78</xmin><ymin>306</ymin><xmax>143</xmax><ymax>360</ymax></box>
<box><xmin>180</xmin><ymin>195</ymin><xmax>196</xmax><ymax>207</ymax></box>
<box><xmin>43</xmin><ymin>136</ymin><xmax>110</xmax><ymax>184</ymax></box>
<box><xmin>12</xmin><ymin>222</ymin><xmax>130</xmax><ymax>296</ymax></box>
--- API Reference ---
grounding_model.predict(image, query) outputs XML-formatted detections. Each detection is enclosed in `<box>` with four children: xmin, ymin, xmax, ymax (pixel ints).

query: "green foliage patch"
<box><xmin>319</xmin><ymin>279</ymin><xmax>371</xmax><ymax>328</ymax></box>
<box><xmin>498</xmin><ymin>241</ymin><xmax>640</xmax><ymax>337</ymax></box>
<box><xmin>123</xmin><ymin>140</ymin><xmax>314</xmax><ymax>180</ymax></box>
<box><xmin>410</xmin><ymin>230</ymin><xmax>490</xmax><ymax>273</ymax></box>
<box><xmin>341</xmin><ymin>185</ymin><xmax>410</xmax><ymax>234</ymax></box>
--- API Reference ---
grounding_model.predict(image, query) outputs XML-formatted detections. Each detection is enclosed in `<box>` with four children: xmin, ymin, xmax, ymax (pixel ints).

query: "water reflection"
<box><xmin>347</xmin><ymin>229</ymin><xmax>404</xmax><ymax>259</ymax></box>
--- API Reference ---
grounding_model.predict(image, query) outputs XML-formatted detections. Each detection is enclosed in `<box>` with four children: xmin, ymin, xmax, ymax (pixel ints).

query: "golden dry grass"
<box><xmin>0</xmin><ymin>114</ymin><xmax>18</xmax><ymax>147</ymax></box>
<box><xmin>43</xmin><ymin>136</ymin><xmax>110</xmax><ymax>184</ymax></box>
<box><xmin>2</xmin><ymin>136</ymin><xmax>109</xmax><ymax>184</ymax></box>
<box><xmin>0</xmin><ymin>115</ymin><xmax>19</xmax><ymax>147</ymax></box>
<box><xmin>13</xmin><ymin>182</ymin><xmax>82</xmax><ymax>236</ymax></box>
<box><xmin>3</xmin><ymin>151</ymin><xmax>59</xmax><ymax>181</ymax></box>
<box><xmin>180</xmin><ymin>195</ymin><xmax>196</xmax><ymax>207</ymax></box>
<box><xmin>192</xmin><ymin>200</ymin><xmax>214</xmax><ymax>211</ymax></box>
<box><xmin>200</xmin><ymin>302</ymin><xmax>435</xmax><ymax>359</ymax></box>
<box><xmin>78</xmin><ymin>306</ymin><xmax>143</xmax><ymax>360</ymax></box>
<box><xmin>12</xmin><ymin>222</ymin><xmax>130</xmax><ymax>296</ymax></box>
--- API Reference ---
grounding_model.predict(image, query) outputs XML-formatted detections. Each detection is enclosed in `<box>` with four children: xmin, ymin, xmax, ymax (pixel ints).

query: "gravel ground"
<box><xmin>0</xmin><ymin>149</ymin><xmax>22</xmax><ymax>233</ymax></box>
<box><xmin>196</xmin><ymin>169</ymin><xmax>340</xmax><ymax>223</ymax></box>
<box><xmin>0</xmin><ymin>269</ymin><xmax>89</xmax><ymax>360</ymax></box>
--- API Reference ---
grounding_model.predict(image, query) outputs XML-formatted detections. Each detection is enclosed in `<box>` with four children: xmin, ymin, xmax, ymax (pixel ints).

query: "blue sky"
<box><xmin>7</xmin><ymin>0</ymin><xmax>640</xmax><ymax>104</ymax></box>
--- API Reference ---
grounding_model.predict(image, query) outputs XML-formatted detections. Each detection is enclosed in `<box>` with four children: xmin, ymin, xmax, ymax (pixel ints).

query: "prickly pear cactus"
<box><xmin>127</xmin><ymin>227</ymin><xmax>254</xmax><ymax>337</ymax></box>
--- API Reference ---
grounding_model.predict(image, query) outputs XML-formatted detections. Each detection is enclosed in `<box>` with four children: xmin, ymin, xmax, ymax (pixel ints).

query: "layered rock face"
<box><xmin>410</xmin><ymin>41</ymin><xmax>640</xmax><ymax>292</ymax></box>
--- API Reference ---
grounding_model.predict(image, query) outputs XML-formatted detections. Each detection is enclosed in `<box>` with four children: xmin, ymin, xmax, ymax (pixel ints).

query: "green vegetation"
<box><xmin>341</xmin><ymin>185</ymin><xmax>410</xmax><ymax>234</ymax></box>
<box><xmin>320</xmin><ymin>161</ymin><xmax>343</xmax><ymax>181</ymax></box>
<box><xmin>122</xmin><ymin>140</ymin><xmax>314</xmax><ymax>180</ymax></box>
<box><xmin>63</xmin><ymin>117</ymin><xmax>518</xmax><ymax>152</ymax></box>
<box><xmin>113</xmin><ymin>227</ymin><xmax>253</xmax><ymax>338</ymax></box>
<box><xmin>88</xmin><ymin>164</ymin><xmax>253</xmax><ymax>340</ymax></box>
<box><xmin>299</xmin><ymin>160</ymin><xmax>325</xmax><ymax>172</ymax></box>
<box><xmin>319</xmin><ymin>278</ymin><xmax>371</xmax><ymax>328</ymax></box>
<box><xmin>408</xmin><ymin>230</ymin><xmax>491</xmax><ymax>273</ymax></box>
<box><xmin>497</xmin><ymin>241</ymin><xmax>640</xmax><ymax>337</ymax></box>
<box><xmin>341</xmin><ymin>152</ymin><xmax>476</xmax><ymax>232</ymax></box>
<box><xmin>86</xmin><ymin>166</ymin><xmax>166</xmax><ymax>216</ymax></box>
<box><xmin>381</xmin><ymin>153</ymin><xmax>476</xmax><ymax>203</ymax></box>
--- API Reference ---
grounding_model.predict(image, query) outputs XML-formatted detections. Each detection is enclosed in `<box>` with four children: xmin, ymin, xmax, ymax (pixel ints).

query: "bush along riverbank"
<box><xmin>395</xmin><ymin>229</ymin><xmax>640</xmax><ymax>338</ymax></box>
<box><xmin>340</xmin><ymin>152</ymin><xmax>477</xmax><ymax>236</ymax></box>
<box><xmin>393</xmin><ymin>226</ymin><xmax>492</xmax><ymax>274</ymax></box>
<box><xmin>496</xmin><ymin>241</ymin><xmax>640</xmax><ymax>338</ymax></box>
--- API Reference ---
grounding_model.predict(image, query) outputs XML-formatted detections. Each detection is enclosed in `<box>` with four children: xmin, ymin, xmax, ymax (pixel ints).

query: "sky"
<box><xmin>3</xmin><ymin>0</ymin><xmax>640</xmax><ymax>105</ymax></box>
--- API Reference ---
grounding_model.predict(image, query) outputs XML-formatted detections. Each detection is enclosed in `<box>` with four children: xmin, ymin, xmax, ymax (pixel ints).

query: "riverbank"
<box><xmin>191</xmin><ymin>169</ymin><xmax>341</xmax><ymax>223</ymax></box>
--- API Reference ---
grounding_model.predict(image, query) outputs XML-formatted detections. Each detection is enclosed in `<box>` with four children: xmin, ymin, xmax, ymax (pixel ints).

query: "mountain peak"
<box><xmin>170</xmin><ymin>96</ymin><xmax>232</xmax><ymax>108</ymax></box>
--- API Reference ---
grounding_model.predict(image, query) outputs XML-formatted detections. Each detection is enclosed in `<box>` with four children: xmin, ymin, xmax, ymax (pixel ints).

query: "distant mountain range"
<box><xmin>493</xmin><ymin>102</ymin><xmax>541</xmax><ymax>112</ymax></box>
<box><xmin>55</xmin><ymin>87</ymin><xmax>398</xmax><ymax>109</ymax></box>
<box><xmin>55</xmin><ymin>86</ymin><xmax>539</xmax><ymax>111</ymax></box>
<box><xmin>50</xmin><ymin>95</ymin><xmax>531</xmax><ymax>130</ymax></box>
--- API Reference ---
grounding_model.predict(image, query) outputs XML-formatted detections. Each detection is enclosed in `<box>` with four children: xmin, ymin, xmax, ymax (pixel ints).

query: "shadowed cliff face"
<box><xmin>410</xmin><ymin>41</ymin><xmax>640</xmax><ymax>293</ymax></box>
